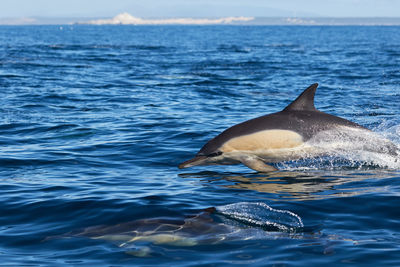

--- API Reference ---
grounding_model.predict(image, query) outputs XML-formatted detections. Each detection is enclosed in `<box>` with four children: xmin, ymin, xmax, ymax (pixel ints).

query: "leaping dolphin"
<box><xmin>179</xmin><ymin>83</ymin><xmax>398</xmax><ymax>172</ymax></box>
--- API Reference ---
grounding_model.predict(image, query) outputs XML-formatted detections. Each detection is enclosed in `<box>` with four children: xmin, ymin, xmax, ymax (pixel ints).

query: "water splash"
<box><xmin>216</xmin><ymin>202</ymin><xmax>303</xmax><ymax>232</ymax></box>
<box><xmin>278</xmin><ymin>125</ymin><xmax>400</xmax><ymax>171</ymax></box>
<box><xmin>374</xmin><ymin>122</ymin><xmax>400</xmax><ymax>146</ymax></box>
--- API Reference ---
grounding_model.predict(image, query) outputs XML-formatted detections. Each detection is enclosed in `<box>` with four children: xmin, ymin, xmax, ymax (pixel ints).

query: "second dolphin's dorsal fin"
<box><xmin>283</xmin><ymin>83</ymin><xmax>318</xmax><ymax>112</ymax></box>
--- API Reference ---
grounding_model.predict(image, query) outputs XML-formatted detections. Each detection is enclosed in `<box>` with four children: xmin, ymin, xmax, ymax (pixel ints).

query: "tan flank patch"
<box><xmin>221</xmin><ymin>130</ymin><xmax>303</xmax><ymax>152</ymax></box>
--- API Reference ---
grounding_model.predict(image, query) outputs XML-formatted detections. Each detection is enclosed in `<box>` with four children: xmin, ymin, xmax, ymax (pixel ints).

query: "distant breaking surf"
<box><xmin>78</xmin><ymin>12</ymin><xmax>254</xmax><ymax>25</ymax></box>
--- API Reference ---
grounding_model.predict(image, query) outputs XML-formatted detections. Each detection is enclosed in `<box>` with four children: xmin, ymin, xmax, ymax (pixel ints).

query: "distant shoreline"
<box><xmin>1</xmin><ymin>15</ymin><xmax>400</xmax><ymax>26</ymax></box>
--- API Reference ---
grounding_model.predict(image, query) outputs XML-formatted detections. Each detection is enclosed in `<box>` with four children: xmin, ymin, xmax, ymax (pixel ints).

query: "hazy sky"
<box><xmin>1</xmin><ymin>0</ymin><xmax>399</xmax><ymax>18</ymax></box>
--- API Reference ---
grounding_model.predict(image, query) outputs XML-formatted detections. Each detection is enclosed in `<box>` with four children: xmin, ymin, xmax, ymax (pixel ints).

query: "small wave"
<box><xmin>216</xmin><ymin>202</ymin><xmax>303</xmax><ymax>232</ymax></box>
<box><xmin>217</xmin><ymin>44</ymin><xmax>251</xmax><ymax>53</ymax></box>
<box><xmin>374</xmin><ymin>122</ymin><xmax>400</xmax><ymax>144</ymax></box>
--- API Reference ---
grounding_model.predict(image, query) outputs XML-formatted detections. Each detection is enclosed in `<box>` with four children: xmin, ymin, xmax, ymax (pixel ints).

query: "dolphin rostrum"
<box><xmin>179</xmin><ymin>83</ymin><xmax>398</xmax><ymax>172</ymax></box>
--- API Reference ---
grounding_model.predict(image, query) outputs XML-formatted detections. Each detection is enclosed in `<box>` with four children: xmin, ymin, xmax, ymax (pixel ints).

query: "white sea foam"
<box><xmin>279</xmin><ymin>125</ymin><xmax>400</xmax><ymax>171</ymax></box>
<box><xmin>217</xmin><ymin>202</ymin><xmax>303</xmax><ymax>232</ymax></box>
<box><xmin>80</xmin><ymin>13</ymin><xmax>254</xmax><ymax>25</ymax></box>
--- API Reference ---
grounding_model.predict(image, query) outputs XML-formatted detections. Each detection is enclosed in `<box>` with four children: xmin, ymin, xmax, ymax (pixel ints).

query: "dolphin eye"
<box><xmin>207</xmin><ymin>151</ymin><xmax>223</xmax><ymax>157</ymax></box>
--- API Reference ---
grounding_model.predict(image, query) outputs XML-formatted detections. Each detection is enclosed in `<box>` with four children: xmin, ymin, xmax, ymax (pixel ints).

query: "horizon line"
<box><xmin>1</xmin><ymin>14</ymin><xmax>400</xmax><ymax>26</ymax></box>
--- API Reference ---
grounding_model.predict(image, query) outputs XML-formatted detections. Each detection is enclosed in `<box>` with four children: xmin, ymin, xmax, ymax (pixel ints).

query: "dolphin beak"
<box><xmin>178</xmin><ymin>156</ymin><xmax>208</xmax><ymax>169</ymax></box>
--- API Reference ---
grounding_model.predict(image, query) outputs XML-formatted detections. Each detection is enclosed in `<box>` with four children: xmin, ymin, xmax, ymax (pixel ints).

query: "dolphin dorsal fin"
<box><xmin>283</xmin><ymin>83</ymin><xmax>318</xmax><ymax>112</ymax></box>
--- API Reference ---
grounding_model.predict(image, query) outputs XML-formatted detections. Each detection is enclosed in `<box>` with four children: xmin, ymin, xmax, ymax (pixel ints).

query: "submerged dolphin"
<box><xmin>179</xmin><ymin>83</ymin><xmax>398</xmax><ymax>172</ymax></box>
<box><xmin>61</xmin><ymin>203</ymin><xmax>305</xmax><ymax>257</ymax></box>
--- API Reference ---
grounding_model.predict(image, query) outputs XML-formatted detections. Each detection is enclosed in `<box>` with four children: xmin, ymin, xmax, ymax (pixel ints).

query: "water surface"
<box><xmin>0</xmin><ymin>25</ymin><xmax>399</xmax><ymax>266</ymax></box>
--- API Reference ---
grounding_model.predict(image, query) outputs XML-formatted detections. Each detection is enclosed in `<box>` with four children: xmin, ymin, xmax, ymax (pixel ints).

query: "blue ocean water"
<box><xmin>0</xmin><ymin>25</ymin><xmax>400</xmax><ymax>266</ymax></box>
